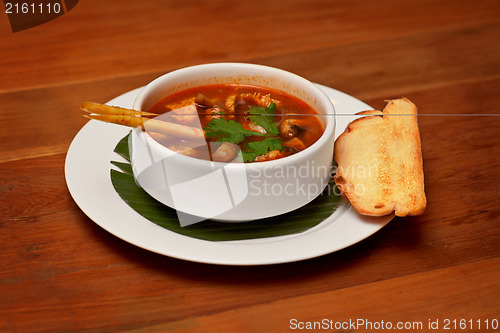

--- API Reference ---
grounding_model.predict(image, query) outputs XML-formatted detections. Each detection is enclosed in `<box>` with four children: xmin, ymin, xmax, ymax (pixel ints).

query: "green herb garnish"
<box><xmin>242</xmin><ymin>137</ymin><xmax>283</xmax><ymax>162</ymax></box>
<box><xmin>247</xmin><ymin>103</ymin><xmax>280</xmax><ymax>136</ymax></box>
<box><xmin>204</xmin><ymin>102</ymin><xmax>283</xmax><ymax>162</ymax></box>
<box><xmin>204</xmin><ymin>118</ymin><xmax>266</xmax><ymax>143</ymax></box>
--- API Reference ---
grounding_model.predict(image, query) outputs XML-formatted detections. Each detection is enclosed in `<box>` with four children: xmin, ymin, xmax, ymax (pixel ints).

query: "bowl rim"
<box><xmin>132</xmin><ymin>62</ymin><xmax>336</xmax><ymax>169</ymax></box>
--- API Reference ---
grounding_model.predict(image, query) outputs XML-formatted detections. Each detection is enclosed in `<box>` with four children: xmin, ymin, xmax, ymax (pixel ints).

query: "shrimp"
<box><xmin>279</xmin><ymin>119</ymin><xmax>302</xmax><ymax>138</ymax></box>
<box><xmin>253</xmin><ymin>150</ymin><xmax>284</xmax><ymax>162</ymax></box>
<box><xmin>240</xmin><ymin>93</ymin><xmax>281</xmax><ymax>108</ymax></box>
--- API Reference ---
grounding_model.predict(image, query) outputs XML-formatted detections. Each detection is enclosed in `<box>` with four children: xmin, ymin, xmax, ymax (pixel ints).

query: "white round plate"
<box><xmin>65</xmin><ymin>85</ymin><xmax>393</xmax><ymax>265</ymax></box>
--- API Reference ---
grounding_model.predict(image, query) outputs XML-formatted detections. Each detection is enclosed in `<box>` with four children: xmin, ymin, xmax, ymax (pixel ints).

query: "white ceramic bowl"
<box><xmin>130</xmin><ymin>63</ymin><xmax>335</xmax><ymax>223</ymax></box>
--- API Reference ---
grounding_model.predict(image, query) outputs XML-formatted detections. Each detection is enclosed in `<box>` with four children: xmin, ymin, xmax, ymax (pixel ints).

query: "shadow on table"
<box><xmin>81</xmin><ymin>211</ymin><xmax>426</xmax><ymax>288</ymax></box>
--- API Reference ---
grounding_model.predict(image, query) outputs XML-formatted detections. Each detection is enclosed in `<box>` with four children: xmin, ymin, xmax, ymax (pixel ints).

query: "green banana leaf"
<box><xmin>110</xmin><ymin>133</ymin><xmax>341</xmax><ymax>242</ymax></box>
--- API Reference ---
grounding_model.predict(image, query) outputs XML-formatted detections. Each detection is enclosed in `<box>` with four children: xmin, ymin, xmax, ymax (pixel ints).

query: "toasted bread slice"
<box><xmin>334</xmin><ymin>98</ymin><xmax>426</xmax><ymax>217</ymax></box>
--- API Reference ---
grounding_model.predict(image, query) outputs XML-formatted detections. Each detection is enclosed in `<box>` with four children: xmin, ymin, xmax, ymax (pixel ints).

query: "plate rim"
<box><xmin>65</xmin><ymin>85</ymin><xmax>394</xmax><ymax>265</ymax></box>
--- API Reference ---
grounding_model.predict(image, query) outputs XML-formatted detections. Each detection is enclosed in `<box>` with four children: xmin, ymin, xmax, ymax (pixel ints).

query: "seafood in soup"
<box><xmin>148</xmin><ymin>84</ymin><xmax>324</xmax><ymax>163</ymax></box>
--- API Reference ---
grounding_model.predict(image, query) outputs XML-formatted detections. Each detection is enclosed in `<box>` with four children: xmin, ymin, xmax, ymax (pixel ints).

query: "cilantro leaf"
<box><xmin>204</xmin><ymin>118</ymin><xmax>266</xmax><ymax>143</ymax></box>
<box><xmin>242</xmin><ymin>137</ymin><xmax>283</xmax><ymax>162</ymax></box>
<box><xmin>204</xmin><ymin>103</ymin><xmax>283</xmax><ymax>162</ymax></box>
<box><xmin>248</xmin><ymin>103</ymin><xmax>280</xmax><ymax>136</ymax></box>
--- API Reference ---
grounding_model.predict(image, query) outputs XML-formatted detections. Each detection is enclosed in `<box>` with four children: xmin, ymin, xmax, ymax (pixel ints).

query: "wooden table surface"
<box><xmin>1</xmin><ymin>0</ymin><xmax>499</xmax><ymax>332</ymax></box>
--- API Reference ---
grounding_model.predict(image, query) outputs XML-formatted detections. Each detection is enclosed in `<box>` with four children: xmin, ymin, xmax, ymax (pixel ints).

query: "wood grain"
<box><xmin>1</xmin><ymin>0</ymin><xmax>499</xmax><ymax>93</ymax></box>
<box><xmin>122</xmin><ymin>258</ymin><xmax>500</xmax><ymax>333</ymax></box>
<box><xmin>1</xmin><ymin>0</ymin><xmax>499</xmax><ymax>331</ymax></box>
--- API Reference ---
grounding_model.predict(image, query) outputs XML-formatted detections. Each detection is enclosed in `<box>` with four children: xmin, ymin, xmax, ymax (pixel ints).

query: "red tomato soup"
<box><xmin>148</xmin><ymin>84</ymin><xmax>324</xmax><ymax>163</ymax></box>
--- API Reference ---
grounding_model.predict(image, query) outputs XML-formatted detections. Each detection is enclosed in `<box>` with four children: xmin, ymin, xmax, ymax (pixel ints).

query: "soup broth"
<box><xmin>148</xmin><ymin>84</ymin><xmax>324</xmax><ymax>163</ymax></box>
